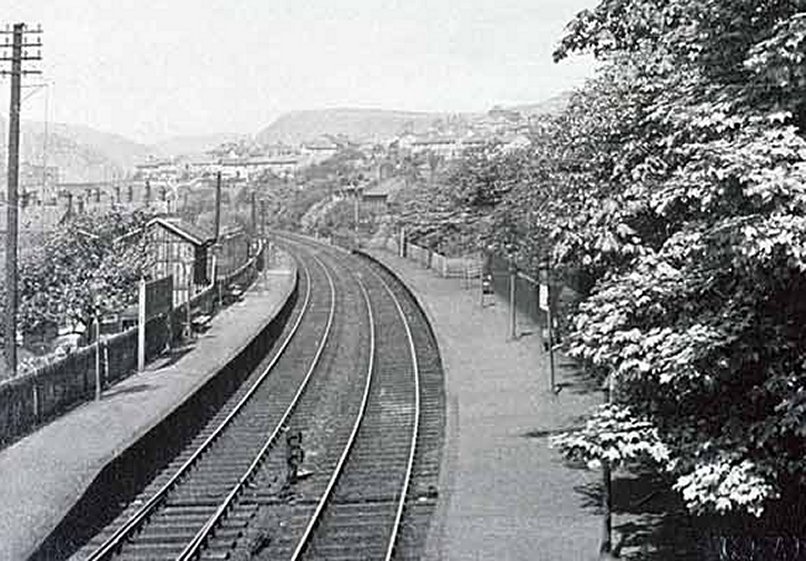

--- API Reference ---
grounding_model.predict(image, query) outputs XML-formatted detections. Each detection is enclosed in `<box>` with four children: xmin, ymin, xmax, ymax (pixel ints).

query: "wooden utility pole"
<box><xmin>1</xmin><ymin>23</ymin><xmax>42</xmax><ymax>377</ymax></box>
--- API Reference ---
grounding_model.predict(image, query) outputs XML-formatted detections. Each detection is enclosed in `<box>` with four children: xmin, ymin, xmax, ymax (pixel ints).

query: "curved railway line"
<box><xmin>63</xmin><ymin>235</ymin><xmax>445</xmax><ymax>561</ymax></box>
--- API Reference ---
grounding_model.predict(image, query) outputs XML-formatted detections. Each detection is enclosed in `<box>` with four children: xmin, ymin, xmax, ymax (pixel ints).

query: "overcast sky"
<box><xmin>1</xmin><ymin>0</ymin><xmax>598</xmax><ymax>143</ymax></box>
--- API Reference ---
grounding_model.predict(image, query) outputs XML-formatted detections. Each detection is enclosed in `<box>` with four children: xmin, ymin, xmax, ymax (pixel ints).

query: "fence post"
<box><xmin>479</xmin><ymin>267</ymin><xmax>484</xmax><ymax>306</ymax></box>
<box><xmin>547</xmin><ymin>279</ymin><xmax>556</xmax><ymax>392</ymax></box>
<box><xmin>399</xmin><ymin>227</ymin><xmax>405</xmax><ymax>258</ymax></box>
<box><xmin>32</xmin><ymin>382</ymin><xmax>39</xmax><ymax>422</ymax></box>
<box><xmin>103</xmin><ymin>339</ymin><xmax>109</xmax><ymax>386</ymax></box>
<box><xmin>479</xmin><ymin>255</ymin><xmax>489</xmax><ymax>306</ymax></box>
<box><xmin>166</xmin><ymin>305</ymin><xmax>173</xmax><ymax>351</ymax></box>
<box><xmin>509</xmin><ymin>261</ymin><xmax>517</xmax><ymax>340</ymax></box>
<box><xmin>137</xmin><ymin>278</ymin><xmax>146</xmax><ymax>372</ymax></box>
<box><xmin>540</xmin><ymin>262</ymin><xmax>556</xmax><ymax>393</ymax></box>
<box><xmin>185</xmin><ymin>289</ymin><xmax>192</xmax><ymax>339</ymax></box>
<box><xmin>94</xmin><ymin>316</ymin><xmax>102</xmax><ymax>400</ymax></box>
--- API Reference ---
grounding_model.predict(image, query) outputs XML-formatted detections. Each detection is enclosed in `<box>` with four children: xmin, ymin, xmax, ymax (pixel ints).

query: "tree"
<box><xmin>545</xmin><ymin>0</ymin><xmax>806</xmax><ymax>534</ymax></box>
<box><xmin>1</xmin><ymin>208</ymin><xmax>155</xmax><ymax>345</ymax></box>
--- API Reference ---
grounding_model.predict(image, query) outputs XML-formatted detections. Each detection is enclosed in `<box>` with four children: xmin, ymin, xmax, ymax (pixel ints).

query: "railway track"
<box><xmin>359</xmin><ymin>252</ymin><xmax>446</xmax><ymax>560</ymax></box>
<box><xmin>74</xmin><ymin>247</ymin><xmax>335</xmax><ymax>560</ymax></box>
<box><xmin>290</xmin><ymin>253</ymin><xmax>420</xmax><ymax>561</ymax></box>
<box><xmin>260</xmin><ymin>235</ymin><xmax>444</xmax><ymax>561</ymax></box>
<box><xmin>66</xmin><ymin>235</ymin><xmax>444</xmax><ymax>561</ymax></box>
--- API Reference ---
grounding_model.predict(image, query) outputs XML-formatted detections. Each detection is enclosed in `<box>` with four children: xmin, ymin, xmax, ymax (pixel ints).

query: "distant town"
<box><xmin>0</xmin><ymin>102</ymin><xmax>551</xmax><ymax>236</ymax></box>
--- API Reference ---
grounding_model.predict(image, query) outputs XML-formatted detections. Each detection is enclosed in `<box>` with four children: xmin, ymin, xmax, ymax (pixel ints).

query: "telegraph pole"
<box><xmin>1</xmin><ymin>23</ymin><xmax>42</xmax><ymax>377</ymax></box>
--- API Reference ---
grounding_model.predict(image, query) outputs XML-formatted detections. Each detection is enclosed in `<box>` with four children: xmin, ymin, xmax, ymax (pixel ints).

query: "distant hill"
<box><xmin>153</xmin><ymin>133</ymin><xmax>246</xmax><ymax>157</ymax></box>
<box><xmin>256</xmin><ymin>108</ymin><xmax>452</xmax><ymax>145</ymax></box>
<box><xmin>0</xmin><ymin>118</ymin><xmax>156</xmax><ymax>182</ymax></box>
<box><xmin>0</xmin><ymin>94</ymin><xmax>575</xmax><ymax>185</ymax></box>
<box><xmin>256</xmin><ymin>99</ymin><xmax>572</xmax><ymax>145</ymax></box>
<box><xmin>509</xmin><ymin>91</ymin><xmax>573</xmax><ymax>116</ymax></box>
<box><xmin>22</xmin><ymin>122</ymin><xmax>155</xmax><ymax>174</ymax></box>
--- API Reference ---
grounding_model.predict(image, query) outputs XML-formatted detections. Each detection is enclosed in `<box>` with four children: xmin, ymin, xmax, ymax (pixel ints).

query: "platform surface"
<box><xmin>369</xmin><ymin>249</ymin><xmax>603</xmax><ymax>561</ymax></box>
<box><xmin>0</xmin><ymin>252</ymin><xmax>296</xmax><ymax>561</ymax></box>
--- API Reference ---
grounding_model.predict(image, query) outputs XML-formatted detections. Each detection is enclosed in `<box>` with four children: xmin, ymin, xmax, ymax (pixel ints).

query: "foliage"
<box><xmin>546</xmin><ymin>0</ymin><xmax>806</xmax><ymax>521</ymax></box>
<box><xmin>1</xmin><ymin>208</ymin><xmax>154</xmax><ymax>340</ymax></box>
<box><xmin>311</xmin><ymin>198</ymin><xmax>380</xmax><ymax>237</ymax></box>
<box><xmin>264</xmin><ymin>149</ymin><xmax>371</xmax><ymax>233</ymax></box>
<box><xmin>393</xmin><ymin>0</ymin><xmax>806</xmax><ymax>522</ymax></box>
<box><xmin>551</xmin><ymin>403</ymin><xmax>670</xmax><ymax>470</ymax></box>
<box><xmin>397</xmin><ymin>144</ymin><xmax>533</xmax><ymax>255</ymax></box>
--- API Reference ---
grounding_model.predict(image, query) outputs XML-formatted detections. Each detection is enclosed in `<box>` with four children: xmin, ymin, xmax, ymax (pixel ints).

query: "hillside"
<box><xmin>256</xmin><ymin>97</ymin><xmax>573</xmax><ymax>145</ymax></box>
<box><xmin>509</xmin><ymin>91</ymin><xmax>573</xmax><ymax>116</ymax></box>
<box><xmin>0</xmin><ymin>118</ymin><xmax>155</xmax><ymax>182</ymax></box>
<box><xmin>28</xmin><ymin>121</ymin><xmax>154</xmax><ymax>170</ymax></box>
<box><xmin>256</xmin><ymin>108</ymin><xmax>451</xmax><ymax>144</ymax></box>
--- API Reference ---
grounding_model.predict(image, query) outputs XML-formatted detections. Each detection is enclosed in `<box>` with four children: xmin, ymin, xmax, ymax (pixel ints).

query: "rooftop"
<box><xmin>148</xmin><ymin>216</ymin><xmax>215</xmax><ymax>246</ymax></box>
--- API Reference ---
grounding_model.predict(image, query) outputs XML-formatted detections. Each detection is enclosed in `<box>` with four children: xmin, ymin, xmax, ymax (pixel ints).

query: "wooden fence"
<box><xmin>403</xmin><ymin>242</ymin><xmax>482</xmax><ymax>281</ymax></box>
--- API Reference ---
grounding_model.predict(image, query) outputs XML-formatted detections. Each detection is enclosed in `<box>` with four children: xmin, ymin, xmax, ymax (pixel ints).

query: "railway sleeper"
<box><xmin>116</xmin><ymin>542</ymin><xmax>185</xmax><ymax>558</ymax></box>
<box><xmin>305</xmin><ymin>542</ymin><xmax>387</xmax><ymax>557</ymax></box>
<box><xmin>142</xmin><ymin>519</ymin><xmax>234</xmax><ymax>534</ymax></box>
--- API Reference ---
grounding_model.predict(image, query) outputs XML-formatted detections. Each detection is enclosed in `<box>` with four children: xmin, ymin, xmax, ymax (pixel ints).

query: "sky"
<box><xmin>1</xmin><ymin>0</ymin><xmax>598</xmax><ymax>144</ymax></box>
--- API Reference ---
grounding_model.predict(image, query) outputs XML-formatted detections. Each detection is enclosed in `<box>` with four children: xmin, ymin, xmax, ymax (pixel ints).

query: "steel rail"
<box><xmin>176</xmin><ymin>251</ymin><xmax>337</xmax><ymax>561</ymax></box>
<box><xmin>375</xmin><ymin>265</ymin><xmax>421</xmax><ymax>561</ymax></box>
<box><xmin>86</xmin><ymin>257</ymin><xmax>314</xmax><ymax>561</ymax></box>
<box><xmin>271</xmin><ymin>233</ymin><xmax>422</xmax><ymax>561</ymax></box>
<box><xmin>288</xmin><ymin>270</ymin><xmax>376</xmax><ymax>561</ymax></box>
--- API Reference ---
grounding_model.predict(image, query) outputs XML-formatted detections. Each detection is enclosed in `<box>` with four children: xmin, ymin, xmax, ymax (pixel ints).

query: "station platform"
<box><xmin>0</xmin><ymin>252</ymin><xmax>297</xmax><ymax>561</ymax></box>
<box><xmin>367</xmin><ymin>249</ymin><xmax>604</xmax><ymax>561</ymax></box>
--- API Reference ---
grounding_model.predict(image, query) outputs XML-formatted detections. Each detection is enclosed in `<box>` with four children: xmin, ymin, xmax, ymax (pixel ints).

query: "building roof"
<box><xmin>148</xmin><ymin>217</ymin><xmax>215</xmax><ymax>246</ymax></box>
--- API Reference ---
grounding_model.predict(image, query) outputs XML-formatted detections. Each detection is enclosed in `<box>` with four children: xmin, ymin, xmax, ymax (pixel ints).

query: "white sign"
<box><xmin>538</xmin><ymin>284</ymin><xmax>549</xmax><ymax>311</ymax></box>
